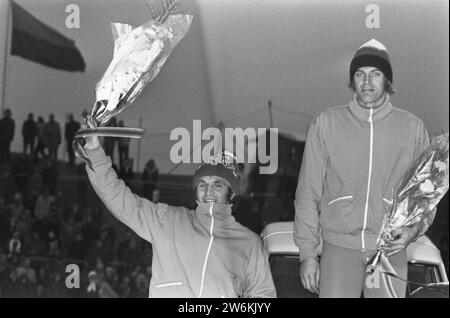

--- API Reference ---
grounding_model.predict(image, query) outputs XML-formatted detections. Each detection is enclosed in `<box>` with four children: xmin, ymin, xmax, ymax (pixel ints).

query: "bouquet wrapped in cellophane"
<box><xmin>74</xmin><ymin>0</ymin><xmax>193</xmax><ymax>166</ymax></box>
<box><xmin>367</xmin><ymin>132</ymin><xmax>449</xmax><ymax>274</ymax></box>
<box><xmin>91</xmin><ymin>1</ymin><xmax>193</xmax><ymax>125</ymax></box>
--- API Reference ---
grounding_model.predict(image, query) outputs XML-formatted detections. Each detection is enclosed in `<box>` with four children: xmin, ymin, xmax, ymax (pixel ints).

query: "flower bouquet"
<box><xmin>366</xmin><ymin>132</ymin><xmax>449</xmax><ymax>274</ymax></box>
<box><xmin>73</xmin><ymin>0</ymin><xmax>193</xmax><ymax>166</ymax></box>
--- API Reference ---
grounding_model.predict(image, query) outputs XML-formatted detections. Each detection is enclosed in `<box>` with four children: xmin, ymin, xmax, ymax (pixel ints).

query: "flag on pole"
<box><xmin>10</xmin><ymin>0</ymin><xmax>85</xmax><ymax>72</ymax></box>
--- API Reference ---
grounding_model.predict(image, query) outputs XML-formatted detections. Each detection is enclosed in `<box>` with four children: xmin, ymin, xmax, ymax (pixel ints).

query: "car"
<box><xmin>261</xmin><ymin>221</ymin><xmax>449</xmax><ymax>298</ymax></box>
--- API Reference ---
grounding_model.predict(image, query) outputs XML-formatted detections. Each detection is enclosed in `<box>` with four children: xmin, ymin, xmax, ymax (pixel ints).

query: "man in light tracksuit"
<box><xmin>294</xmin><ymin>39</ymin><xmax>436</xmax><ymax>298</ymax></box>
<box><xmin>82</xmin><ymin>121</ymin><xmax>276</xmax><ymax>298</ymax></box>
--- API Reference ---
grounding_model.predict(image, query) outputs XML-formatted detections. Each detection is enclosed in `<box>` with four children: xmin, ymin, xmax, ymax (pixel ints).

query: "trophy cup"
<box><xmin>73</xmin><ymin>0</ymin><xmax>193</xmax><ymax>168</ymax></box>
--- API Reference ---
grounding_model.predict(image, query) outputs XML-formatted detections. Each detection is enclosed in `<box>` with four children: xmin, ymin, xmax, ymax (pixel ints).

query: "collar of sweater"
<box><xmin>348</xmin><ymin>94</ymin><xmax>393</xmax><ymax>122</ymax></box>
<box><xmin>195</xmin><ymin>202</ymin><xmax>234</xmax><ymax>223</ymax></box>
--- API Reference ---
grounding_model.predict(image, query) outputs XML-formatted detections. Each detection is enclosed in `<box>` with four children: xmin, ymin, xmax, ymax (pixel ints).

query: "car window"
<box><xmin>269</xmin><ymin>254</ymin><xmax>318</xmax><ymax>298</ymax></box>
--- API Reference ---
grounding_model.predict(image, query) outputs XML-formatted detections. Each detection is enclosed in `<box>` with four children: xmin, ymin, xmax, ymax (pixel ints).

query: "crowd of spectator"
<box><xmin>0</xmin><ymin>108</ymin><xmax>156</xmax><ymax>297</ymax></box>
<box><xmin>0</xmin><ymin>189</ymin><xmax>154</xmax><ymax>298</ymax></box>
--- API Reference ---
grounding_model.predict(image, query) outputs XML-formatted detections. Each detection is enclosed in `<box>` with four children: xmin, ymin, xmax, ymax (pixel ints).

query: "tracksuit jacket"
<box><xmin>294</xmin><ymin>96</ymin><xmax>436</xmax><ymax>261</ymax></box>
<box><xmin>85</xmin><ymin>147</ymin><xmax>276</xmax><ymax>298</ymax></box>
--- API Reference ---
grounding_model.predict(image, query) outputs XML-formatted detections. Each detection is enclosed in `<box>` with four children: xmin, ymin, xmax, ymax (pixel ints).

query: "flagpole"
<box><xmin>136</xmin><ymin>116</ymin><xmax>143</xmax><ymax>173</ymax></box>
<box><xmin>268</xmin><ymin>100</ymin><xmax>274</xmax><ymax>128</ymax></box>
<box><xmin>0</xmin><ymin>0</ymin><xmax>12</xmax><ymax>114</ymax></box>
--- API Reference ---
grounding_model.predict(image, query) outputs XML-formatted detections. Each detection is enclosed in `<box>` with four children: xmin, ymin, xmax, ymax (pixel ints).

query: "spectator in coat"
<box><xmin>42</xmin><ymin>114</ymin><xmax>61</xmax><ymax>161</ymax></box>
<box><xmin>142</xmin><ymin>159</ymin><xmax>159</xmax><ymax>200</ymax></box>
<box><xmin>65</xmin><ymin>113</ymin><xmax>81</xmax><ymax>167</ymax></box>
<box><xmin>22</xmin><ymin>113</ymin><xmax>38</xmax><ymax>156</ymax></box>
<box><xmin>34</xmin><ymin>116</ymin><xmax>48</xmax><ymax>164</ymax></box>
<box><xmin>0</xmin><ymin>108</ymin><xmax>15</xmax><ymax>164</ymax></box>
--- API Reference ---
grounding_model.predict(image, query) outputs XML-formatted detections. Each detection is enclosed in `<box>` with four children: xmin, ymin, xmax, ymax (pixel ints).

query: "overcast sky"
<box><xmin>4</xmin><ymin>0</ymin><xmax>449</xmax><ymax>173</ymax></box>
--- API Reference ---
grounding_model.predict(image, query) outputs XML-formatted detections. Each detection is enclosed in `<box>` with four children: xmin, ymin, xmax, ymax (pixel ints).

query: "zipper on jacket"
<box><xmin>198</xmin><ymin>202</ymin><xmax>215</xmax><ymax>297</ymax></box>
<box><xmin>362</xmin><ymin>108</ymin><xmax>373</xmax><ymax>252</ymax></box>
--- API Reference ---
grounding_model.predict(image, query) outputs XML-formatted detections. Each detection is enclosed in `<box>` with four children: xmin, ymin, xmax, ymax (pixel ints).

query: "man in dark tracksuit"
<box><xmin>294</xmin><ymin>39</ymin><xmax>436</xmax><ymax>298</ymax></box>
<box><xmin>83</xmin><ymin>119</ymin><xmax>276</xmax><ymax>298</ymax></box>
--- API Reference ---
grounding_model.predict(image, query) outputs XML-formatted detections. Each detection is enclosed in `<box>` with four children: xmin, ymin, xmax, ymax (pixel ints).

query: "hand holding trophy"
<box><xmin>73</xmin><ymin>0</ymin><xmax>193</xmax><ymax>169</ymax></box>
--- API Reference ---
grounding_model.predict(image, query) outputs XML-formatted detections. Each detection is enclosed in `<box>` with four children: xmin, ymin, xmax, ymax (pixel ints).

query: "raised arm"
<box><xmin>83</xmin><ymin>120</ymin><xmax>168</xmax><ymax>243</ymax></box>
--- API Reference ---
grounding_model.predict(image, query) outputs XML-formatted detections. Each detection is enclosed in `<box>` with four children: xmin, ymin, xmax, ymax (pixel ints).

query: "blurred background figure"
<box><xmin>103</xmin><ymin>117</ymin><xmax>117</xmax><ymax>165</ymax></box>
<box><xmin>33</xmin><ymin>116</ymin><xmax>48</xmax><ymax>164</ymax></box>
<box><xmin>64</xmin><ymin>113</ymin><xmax>80</xmax><ymax>168</ymax></box>
<box><xmin>0</xmin><ymin>108</ymin><xmax>15</xmax><ymax>164</ymax></box>
<box><xmin>22</xmin><ymin>113</ymin><xmax>38</xmax><ymax>156</ymax></box>
<box><xmin>42</xmin><ymin>114</ymin><xmax>61</xmax><ymax>161</ymax></box>
<box><xmin>8</xmin><ymin>231</ymin><xmax>22</xmax><ymax>258</ymax></box>
<box><xmin>117</xmin><ymin>119</ymin><xmax>130</xmax><ymax>168</ymax></box>
<box><xmin>142</xmin><ymin>159</ymin><xmax>158</xmax><ymax>200</ymax></box>
<box><xmin>86</xmin><ymin>270</ymin><xmax>118</xmax><ymax>298</ymax></box>
<box><xmin>118</xmin><ymin>157</ymin><xmax>135</xmax><ymax>188</ymax></box>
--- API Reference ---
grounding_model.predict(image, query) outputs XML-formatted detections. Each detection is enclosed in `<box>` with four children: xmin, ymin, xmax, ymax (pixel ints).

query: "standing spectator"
<box><xmin>117</xmin><ymin>119</ymin><xmax>130</xmax><ymax>168</ymax></box>
<box><xmin>103</xmin><ymin>117</ymin><xmax>118</xmax><ymax>164</ymax></box>
<box><xmin>42</xmin><ymin>114</ymin><xmax>61</xmax><ymax>161</ymax></box>
<box><xmin>142</xmin><ymin>159</ymin><xmax>159</xmax><ymax>200</ymax></box>
<box><xmin>0</xmin><ymin>108</ymin><xmax>15</xmax><ymax>164</ymax></box>
<box><xmin>118</xmin><ymin>157</ymin><xmax>135</xmax><ymax>188</ymax></box>
<box><xmin>34</xmin><ymin>116</ymin><xmax>48</xmax><ymax>164</ymax></box>
<box><xmin>22</xmin><ymin>113</ymin><xmax>38</xmax><ymax>156</ymax></box>
<box><xmin>65</xmin><ymin>113</ymin><xmax>81</xmax><ymax>167</ymax></box>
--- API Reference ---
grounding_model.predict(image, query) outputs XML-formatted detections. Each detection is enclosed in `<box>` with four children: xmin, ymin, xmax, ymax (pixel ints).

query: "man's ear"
<box><xmin>228</xmin><ymin>189</ymin><xmax>235</xmax><ymax>202</ymax></box>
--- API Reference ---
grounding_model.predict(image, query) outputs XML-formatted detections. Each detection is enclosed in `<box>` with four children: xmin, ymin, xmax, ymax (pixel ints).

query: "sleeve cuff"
<box><xmin>85</xmin><ymin>146</ymin><xmax>106</xmax><ymax>161</ymax></box>
<box><xmin>298</xmin><ymin>243</ymin><xmax>318</xmax><ymax>263</ymax></box>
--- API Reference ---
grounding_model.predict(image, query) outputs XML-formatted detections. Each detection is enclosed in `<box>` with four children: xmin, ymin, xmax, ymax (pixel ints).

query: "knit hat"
<box><xmin>192</xmin><ymin>151</ymin><xmax>239</xmax><ymax>194</ymax></box>
<box><xmin>350</xmin><ymin>39</ymin><xmax>392</xmax><ymax>83</ymax></box>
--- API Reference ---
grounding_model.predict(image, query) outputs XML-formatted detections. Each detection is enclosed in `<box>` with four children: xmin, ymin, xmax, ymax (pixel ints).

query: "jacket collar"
<box><xmin>195</xmin><ymin>202</ymin><xmax>234</xmax><ymax>223</ymax></box>
<box><xmin>348</xmin><ymin>94</ymin><xmax>393</xmax><ymax>122</ymax></box>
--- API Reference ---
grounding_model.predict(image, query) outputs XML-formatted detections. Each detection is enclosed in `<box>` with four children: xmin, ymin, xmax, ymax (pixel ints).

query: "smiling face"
<box><xmin>196</xmin><ymin>176</ymin><xmax>232</xmax><ymax>204</ymax></box>
<box><xmin>353</xmin><ymin>66</ymin><xmax>387</xmax><ymax>109</ymax></box>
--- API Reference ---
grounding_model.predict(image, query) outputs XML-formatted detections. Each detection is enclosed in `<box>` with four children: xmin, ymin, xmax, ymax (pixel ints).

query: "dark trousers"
<box><xmin>118</xmin><ymin>145</ymin><xmax>129</xmax><ymax>168</ymax></box>
<box><xmin>0</xmin><ymin>141</ymin><xmax>11</xmax><ymax>163</ymax></box>
<box><xmin>34</xmin><ymin>140</ymin><xmax>48</xmax><ymax>163</ymax></box>
<box><xmin>67</xmin><ymin>141</ymin><xmax>75</xmax><ymax>166</ymax></box>
<box><xmin>48</xmin><ymin>145</ymin><xmax>59</xmax><ymax>161</ymax></box>
<box><xmin>23</xmin><ymin>138</ymin><xmax>35</xmax><ymax>155</ymax></box>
